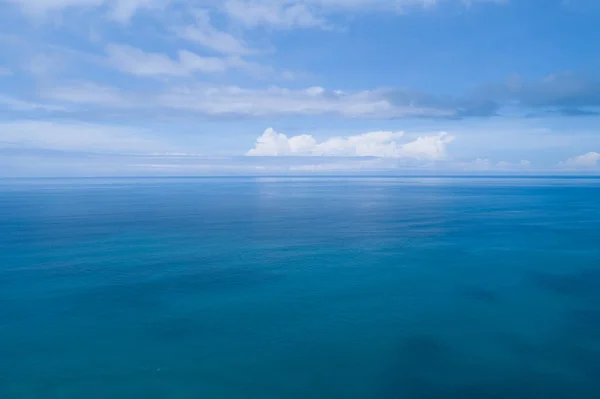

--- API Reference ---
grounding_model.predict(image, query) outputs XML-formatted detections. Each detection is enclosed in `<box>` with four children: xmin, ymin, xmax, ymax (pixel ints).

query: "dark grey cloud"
<box><xmin>476</xmin><ymin>73</ymin><xmax>600</xmax><ymax>116</ymax></box>
<box><xmin>383</xmin><ymin>72</ymin><xmax>600</xmax><ymax>119</ymax></box>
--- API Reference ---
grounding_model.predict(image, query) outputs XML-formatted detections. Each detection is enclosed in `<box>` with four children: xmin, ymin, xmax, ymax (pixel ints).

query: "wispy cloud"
<box><xmin>16</xmin><ymin>70</ymin><xmax>600</xmax><ymax>120</ymax></box>
<box><xmin>0</xmin><ymin>120</ymin><xmax>167</xmax><ymax>153</ymax></box>
<box><xmin>3</xmin><ymin>0</ymin><xmax>161</xmax><ymax>22</ymax></box>
<box><xmin>175</xmin><ymin>9</ymin><xmax>256</xmax><ymax>55</ymax></box>
<box><xmin>41</xmin><ymin>82</ymin><xmax>133</xmax><ymax>107</ymax></box>
<box><xmin>39</xmin><ymin>82</ymin><xmax>455</xmax><ymax>118</ymax></box>
<box><xmin>459</xmin><ymin>158</ymin><xmax>532</xmax><ymax>171</ymax></box>
<box><xmin>104</xmin><ymin>44</ymin><xmax>266</xmax><ymax>77</ymax></box>
<box><xmin>155</xmin><ymin>86</ymin><xmax>453</xmax><ymax>117</ymax></box>
<box><xmin>0</xmin><ymin>94</ymin><xmax>66</xmax><ymax>112</ymax></box>
<box><xmin>219</xmin><ymin>0</ymin><xmax>506</xmax><ymax>29</ymax></box>
<box><xmin>4</xmin><ymin>0</ymin><xmax>507</xmax><ymax>27</ymax></box>
<box><xmin>223</xmin><ymin>0</ymin><xmax>327</xmax><ymax>29</ymax></box>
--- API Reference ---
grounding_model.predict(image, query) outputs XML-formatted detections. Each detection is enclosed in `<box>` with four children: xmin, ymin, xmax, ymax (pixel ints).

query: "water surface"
<box><xmin>1</xmin><ymin>177</ymin><xmax>600</xmax><ymax>398</ymax></box>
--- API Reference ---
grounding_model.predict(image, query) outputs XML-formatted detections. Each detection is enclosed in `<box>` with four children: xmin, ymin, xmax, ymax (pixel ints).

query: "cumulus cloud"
<box><xmin>559</xmin><ymin>152</ymin><xmax>600</xmax><ymax>168</ymax></box>
<box><xmin>247</xmin><ymin>128</ymin><xmax>455</xmax><ymax>159</ymax></box>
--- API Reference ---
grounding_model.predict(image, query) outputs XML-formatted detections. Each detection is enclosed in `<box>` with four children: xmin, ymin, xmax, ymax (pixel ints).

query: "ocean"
<box><xmin>1</xmin><ymin>177</ymin><xmax>600</xmax><ymax>398</ymax></box>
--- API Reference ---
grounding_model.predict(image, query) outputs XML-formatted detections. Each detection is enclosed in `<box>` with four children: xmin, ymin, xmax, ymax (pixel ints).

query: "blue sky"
<box><xmin>1</xmin><ymin>0</ymin><xmax>599</xmax><ymax>176</ymax></box>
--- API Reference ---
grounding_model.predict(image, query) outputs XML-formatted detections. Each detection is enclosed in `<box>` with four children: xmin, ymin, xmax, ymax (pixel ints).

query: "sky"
<box><xmin>0</xmin><ymin>0</ymin><xmax>599</xmax><ymax>176</ymax></box>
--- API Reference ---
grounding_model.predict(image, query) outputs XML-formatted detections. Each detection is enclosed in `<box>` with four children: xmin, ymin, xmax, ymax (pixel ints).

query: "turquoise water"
<box><xmin>1</xmin><ymin>177</ymin><xmax>600</xmax><ymax>398</ymax></box>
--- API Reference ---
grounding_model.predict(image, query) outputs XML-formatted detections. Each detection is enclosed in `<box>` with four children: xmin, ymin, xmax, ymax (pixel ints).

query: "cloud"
<box><xmin>4</xmin><ymin>0</ymin><xmax>506</xmax><ymax>28</ymax></box>
<box><xmin>559</xmin><ymin>152</ymin><xmax>600</xmax><ymax>168</ymax></box>
<box><xmin>3</xmin><ymin>0</ymin><xmax>160</xmax><ymax>21</ymax></box>
<box><xmin>27</xmin><ymin>53</ymin><xmax>65</xmax><ymax>78</ymax></box>
<box><xmin>465</xmin><ymin>158</ymin><xmax>492</xmax><ymax>170</ymax></box>
<box><xmin>478</xmin><ymin>73</ymin><xmax>600</xmax><ymax>116</ymax></box>
<box><xmin>0</xmin><ymin>66</ymin><xmax>12</xmax><ymax>76</ymax></box>
<box><xmin>287</xmin><ymin>158</ymin><xmax>393</xmax><ymax>172</ymax></box>
<box><xmin>154</xmin><ymin>86</ymin><xmax>452</xmax><ymax>117</ymax></box>
<box><xmin>496</xmin><ymin>160</ymin><xmax>532</xmax><ymax>170</ymax></box>
<box><xmin>223</xmin><ymin>1</ymin><xmax>326</xmax><ymax>29</ymax></box>
<box><xmin>39</xmin><ymin>82</ymin><xmax>451</xmax><ymax>118</ymax></box>
<box><xmin>379</xmin><ymin>72</ymin><xmax>600</xmax><ymax>118</ymax></box>
<box><xmin>104</xmin><ymin>44</ymin><xmax>266</xmax><ymax>77</ymax></box>
<box><xmin>459</xmin><ymin>158</ymin><xmax>532</xmax><ymax>171</ymax></box>
<box><xmin>175</xmin><ymin>9</ymin><xmax>254</xmax><ymax>55</ymax></box>
<box><xmin>220</xmin><ymin>0</ymin><xmax>505</xmax><ymax>29</ymax></box>
<box><xmin>41</xmin><ymin>82</ymin><xmax>133</xmax><ymax>107</ymax></box>
<box><xmin>247</xmin><ymin>128</ymin><xmax>455</xmax><ymax>159</ymax></box>
<box><xmin>0</xmin><ymin>94</ymin><xmax>66</xmax><ymax>112</ymax></box>
<box><xmin>110</xmin><ymin>0</ymin><xmax>156</xmax><ymax>22</ymax></box>
<box><xmin>24</xmin><ymin>71</ymin><xmax>600</xmax><ymax>120</ymax></box>
<box><xmin>0</xmin><ymin>120</ymin><xmax>167</xmax><ymax>153</ymax></box>
<box><xmin>399</xmin><ymin>132</ymin><xmax>455</xmax><ymax>160</ymax></box>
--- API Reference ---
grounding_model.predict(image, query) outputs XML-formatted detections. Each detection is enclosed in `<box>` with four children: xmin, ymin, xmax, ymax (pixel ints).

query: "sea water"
<box><xmin>1</xmin><ymin>177</ymin><xmax>600</xmax><ymax>398</ymax></box>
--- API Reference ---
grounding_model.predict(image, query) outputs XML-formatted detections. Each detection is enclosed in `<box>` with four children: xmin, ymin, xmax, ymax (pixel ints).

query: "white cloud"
<box><xmin>464</xmin><ymin>158</ymin><xmax>492</xmax><ymax>170</ymax></box>
<box><xmin>223</xmin><ymin>0</ymin><xmax>326</xmax><ymax>29</ymax></box>
<box><xmin>5</xmin><ymin>0</ymin><xmax>506</xmax><ymax>27</ymax></box>
<box><xmin>247</xmin><ymin>128</ymin><xmax>455</xmax><ymax>159</ymax></box>
<box><xmin>37</xmin><ymin>82</ymin><xmax>455</xmax><ymax>117</ymax></box>
<box><xmin>110</xmin><ymin>0</ymin><xmax>156</xmax><ymax>22</ymax></box>
<box><xmin>27</xmin><ymin>53</ymin><xmax>63</xmax><ymax>78</ymax></box>
<box><xmin>0</xmin><ymin>94</ymin><xmax>66</xmax><ymax>111</ymax></box>
<box><xmin>42</xmin><ymin>82</ymin><xmax>132</xmax><ymax>106</ymax></box>
<box><xmin>156</xmin><ymin>85</ymin><xmax>452</xmax><ymax>117</ymax></box>
<box><xmin>105</xmin><ymin>44</ymin><xmax>265</xmax><ymax>76</ymax></box>
<box><xmin>220</xmin><ymin>0</ymin><xmax>506</xmax><ymax>29</ymax></box>
<box><xmin>288</xmin><ymin>158</ymin><xmax>394</xmax><ymax>172</ymax></box>
<box><xmin>0</xmin><ymin>120</ymin><xmax>167</xmax><ymax>153</ymax></box>
<box><xmin>399</xmin><ymin>132</ymin><xmax>455</xmax><ymax>161</ymax></box>
<box><xmin>559</xmin><ymin>152</ymin><xmax>600</xmax><ymax>168</ymax></box>
<box><xmin>0</xmin><ymin>66</ymin><xmax>12</xmax><ymax>76</ymax></box>
<box><xmin>4</xmin><ymin>0</ymin><xmax>104</xmax><ymax>12</ymax></box>
<box><xmin>175</xmin><ymin>9</ymin><xmax>255</xmax><ymax>55</ymax></box>
<box><xmin>496</xmin><ymin>160</ymin><xmax>531</xmax><ymax>169</ymax></box>
<box><xmin>4</xmin><ymin>0</ymin><xmax>160</xmax><ymax>21</ymax></box>
<box><xmin>459</xmin><ymin>158</ymin><xmax>532</xmax><ymax>171</ymax></box>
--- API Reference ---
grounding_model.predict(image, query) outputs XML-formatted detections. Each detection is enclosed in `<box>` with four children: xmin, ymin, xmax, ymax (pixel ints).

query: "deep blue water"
<box><xmin>1</xmin><ymin>177</ymin><xmax>600</xmax><ymax>398</ymax></box>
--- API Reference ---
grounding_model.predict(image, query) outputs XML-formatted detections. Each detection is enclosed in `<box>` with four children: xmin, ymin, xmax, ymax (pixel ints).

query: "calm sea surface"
<box><xmin>1</xmin><ymin>177</ymin><xmax>600</xmax><ymax>398</ymax></box>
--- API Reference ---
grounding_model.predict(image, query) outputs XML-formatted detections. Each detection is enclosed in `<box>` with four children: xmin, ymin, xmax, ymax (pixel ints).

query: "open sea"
<box><xmin>1</xmin><ymin>177</ymin><xmax>600</xmax><ymax>398</ymax></box>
